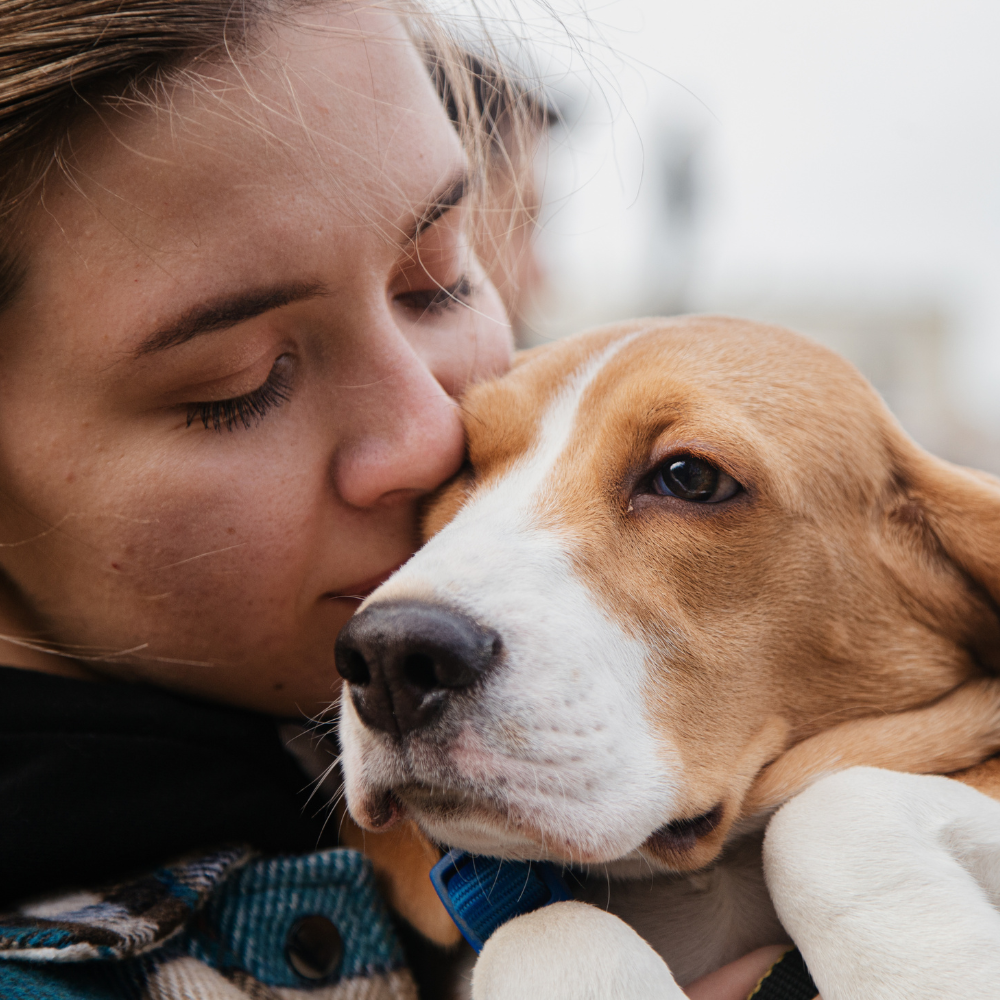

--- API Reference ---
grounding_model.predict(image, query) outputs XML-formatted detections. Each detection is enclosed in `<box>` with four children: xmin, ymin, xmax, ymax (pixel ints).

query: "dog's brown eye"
<box><xmin>652</xmin><ymin>456</ymin><xmax>740</xmax><ymax>503</ymax></box>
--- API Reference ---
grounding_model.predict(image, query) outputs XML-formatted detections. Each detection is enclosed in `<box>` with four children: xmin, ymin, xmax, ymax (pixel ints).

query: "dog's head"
<box><xmin>336</xmin><ymin>318</ymin><xmax>1000</xmax><ymax>871</ymax></box>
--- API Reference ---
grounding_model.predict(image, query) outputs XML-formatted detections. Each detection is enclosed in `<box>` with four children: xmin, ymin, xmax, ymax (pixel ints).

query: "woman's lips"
<box><xmin>323</xmin><ymin>565</ymin><xmax>402</xmax><ymax>603</ymax></box>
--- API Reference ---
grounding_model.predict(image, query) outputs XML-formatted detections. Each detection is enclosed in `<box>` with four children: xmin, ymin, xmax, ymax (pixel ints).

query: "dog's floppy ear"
<box><xmin>892</xmin><ymin>448</ymin><xmax>1000</xmax><ymax>670</ymax></box>
<box><xmin>744</xmin><ymin>445</ymin><xmax>1000</xmax><ymax>819</ymax></box>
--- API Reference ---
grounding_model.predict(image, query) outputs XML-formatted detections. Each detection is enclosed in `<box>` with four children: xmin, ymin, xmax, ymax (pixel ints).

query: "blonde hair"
<box><xmin>0</xmin><ymin>0</ymin><xmax>547</xmax><ymax>310</ymax></box>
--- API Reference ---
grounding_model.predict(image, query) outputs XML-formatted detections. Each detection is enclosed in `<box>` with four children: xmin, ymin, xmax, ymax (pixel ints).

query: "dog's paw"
<box><xmin>764</xmin><ymin>767</ymin><xmax>1000</xmax><ymax>1000</ymax></box>
<box><xmin>470</xmin><ymin>900</ymin><xmax>686</xmax><ymax>1000</ymax></box>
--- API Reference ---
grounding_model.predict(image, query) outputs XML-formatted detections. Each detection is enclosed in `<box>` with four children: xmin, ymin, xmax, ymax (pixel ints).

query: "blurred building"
<box><xmin>514</xmin><ymin>0</ymin><xmax>1000</xmax><ymax>474</ymax></box>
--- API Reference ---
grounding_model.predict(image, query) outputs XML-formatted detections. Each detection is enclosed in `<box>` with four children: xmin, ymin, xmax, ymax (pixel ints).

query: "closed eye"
<box><xmin>186</xmin><ymin>354</ymin><xmax>292</xmax><ymax>432</ymax></box>
<box><xmin>395</xmin><ymin>275</ymin><xmax>474</xmax><ymax>317</ymax></box>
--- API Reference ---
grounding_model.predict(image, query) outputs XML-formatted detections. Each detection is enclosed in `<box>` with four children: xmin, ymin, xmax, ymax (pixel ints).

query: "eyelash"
<box><xmin>186</xmin><ymin>355</ymin><xmax>292</xmax><ymax>433</ymax></box>
<box><xmin>181</xmin><ymin>272</ymin><xmax>471</xmax><ymax>433</ymax></box>
<box><xmin>396</xmin><ymin>275</ymin><xmax>474</xmax><ymax>315</ymax></box>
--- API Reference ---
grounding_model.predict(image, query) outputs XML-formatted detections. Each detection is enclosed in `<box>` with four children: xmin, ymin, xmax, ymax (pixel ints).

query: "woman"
<box><xmin>0</xmin><ymin>2</ymin><xmax>796</xmax><ymax>997</ymax></box>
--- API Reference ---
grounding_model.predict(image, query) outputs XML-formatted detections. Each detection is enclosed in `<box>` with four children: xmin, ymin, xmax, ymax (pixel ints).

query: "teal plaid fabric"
<box><xmin>0</xmin><ymin>848</ymin><xmax>415</xmax><ymax>1000</ymax></box>
<box><xmin>187</xmin><ymin>849</ymin><xmax>406</xmax><ymax>985</ymax></box>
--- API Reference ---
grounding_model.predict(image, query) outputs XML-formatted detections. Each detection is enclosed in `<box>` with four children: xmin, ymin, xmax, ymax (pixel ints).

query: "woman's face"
<box><xmin>0</xmin><ymin>7</ymin><xmax>512</xmax><ymax>715</ymax></box>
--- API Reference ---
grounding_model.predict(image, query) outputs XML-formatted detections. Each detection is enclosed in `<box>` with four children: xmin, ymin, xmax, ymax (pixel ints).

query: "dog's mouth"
<box><xmin>355</xmin><ymin>778</ymin><xmax>623</xmax><ymax>862</ymax></box>
<box><xmin>358</xmin><ymin>788</ymin><xmax>405</xmax><ymax>831</ymax></box>
<box><xmin>396</xmin><ymin>783</ymin><xmax>550</xmax><ymax>845</ymax></box>
<box><xmin>354</xmin><ymin>779</ymin><xmax>503</xmax><ymax>831</ymax></box>
<box><xmin>642</xmin><ymin>804</ymin><xmax>724</xmax><ymax>857</ymax></box>
<box><xmin>355</xmin><ymin>774</ymin><xmax>727</xmax><ymax>869</ymax></box>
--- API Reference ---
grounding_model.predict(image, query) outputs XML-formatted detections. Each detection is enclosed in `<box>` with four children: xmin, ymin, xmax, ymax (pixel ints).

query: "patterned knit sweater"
<box><xmin>0</xmin><ymin>667</ymin><xmax>419</xmax><ymax>1000</ymax></box>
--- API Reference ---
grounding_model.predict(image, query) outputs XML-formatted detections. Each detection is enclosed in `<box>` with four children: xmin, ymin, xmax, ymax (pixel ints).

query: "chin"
<box><xmin>392</xmin><ymin>784</ymin><xmax>653</xmax><ymax>866</ymax></box>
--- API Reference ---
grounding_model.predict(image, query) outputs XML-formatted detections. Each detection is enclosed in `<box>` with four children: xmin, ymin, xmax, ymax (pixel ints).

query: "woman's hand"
<box><xmin>684</xmin><ymin>945</ymin><xmax>821</xmax><ymax>1000</ymax></box>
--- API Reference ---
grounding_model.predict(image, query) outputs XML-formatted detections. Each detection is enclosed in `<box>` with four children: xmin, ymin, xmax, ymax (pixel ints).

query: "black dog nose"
<box><xmin>335</xmin><ymin>600</ymin><xmax>502</xmax><ymax>736</ymax></box>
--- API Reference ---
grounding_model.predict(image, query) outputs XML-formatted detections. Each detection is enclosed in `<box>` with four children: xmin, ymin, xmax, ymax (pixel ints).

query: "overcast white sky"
<box><xmin>515</xmin><ymin>0</ymin><xmax>1000</xmax><ymax>427</ymax></box>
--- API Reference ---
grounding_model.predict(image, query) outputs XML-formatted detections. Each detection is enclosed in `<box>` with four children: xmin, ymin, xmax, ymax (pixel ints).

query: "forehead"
<box><xmin>464</xmin><ymin>318</ymin><xmax>891</xmax><ymax>498</ymax></box>
<box><xmin>21</xmin><ymin>7</ymin><xmax>463</xmax><ymax>310</ymax></box>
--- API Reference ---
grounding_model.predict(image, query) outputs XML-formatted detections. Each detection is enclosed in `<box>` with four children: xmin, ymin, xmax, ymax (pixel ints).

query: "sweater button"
<box><xmin>285</xmin><ymin>914</ymin><xmax>343</xmax><ymax>981</ymax></box>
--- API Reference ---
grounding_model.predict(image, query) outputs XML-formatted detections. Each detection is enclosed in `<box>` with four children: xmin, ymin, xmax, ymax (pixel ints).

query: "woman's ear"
<box><xmin>894</xmin><ymin>450</ymin><xmax>1000</xmax><ymax>671</ymax></box>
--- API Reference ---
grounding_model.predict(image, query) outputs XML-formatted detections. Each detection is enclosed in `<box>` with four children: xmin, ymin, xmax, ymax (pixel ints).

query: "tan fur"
<box><xmin>335</xmin><ymin>807</ymin><xmax>462</xmax><ymax>947</ymax></box>
<box><xmin>425</xmin><ymin>317</ymin><xmax>1000</xmax><ymax>867</ymax></box>
<box><xmin>745</xmin><ymin>678</ymin><xmax>1000</xmax><ymax>813</ymax></box>
<box><xmin>951</xmin><ymin>755</ymin><xmax>1000</xmax><ymax>798</ymax></box>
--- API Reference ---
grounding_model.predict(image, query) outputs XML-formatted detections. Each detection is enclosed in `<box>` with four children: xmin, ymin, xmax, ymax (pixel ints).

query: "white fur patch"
<box><xmin>765</xmin><ymin>767</ymin><xmax>1000</xmax><ymax>999</ymax></box>
<box><xmin>340</xmin><ymin>330</ymin><xmax>682</xmax><ymax>864</ymax></box>
<box><xmin>472</xmin><ymin>902</ymin><xmax>687</xmax><ymax>1000</ymax></box>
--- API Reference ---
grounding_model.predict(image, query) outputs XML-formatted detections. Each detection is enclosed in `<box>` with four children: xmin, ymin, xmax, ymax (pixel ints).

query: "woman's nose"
<box><xmin>330</xmin><ymin>332</ymin><xmax>466</xmax><ymax>509</ymax></box>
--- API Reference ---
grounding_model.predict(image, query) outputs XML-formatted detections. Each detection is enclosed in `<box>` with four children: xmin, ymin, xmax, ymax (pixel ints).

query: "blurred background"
<box><xmin>470</xmin><ymin>0</ymin><xmax>1000</xmax><ymax>473</ymax></box>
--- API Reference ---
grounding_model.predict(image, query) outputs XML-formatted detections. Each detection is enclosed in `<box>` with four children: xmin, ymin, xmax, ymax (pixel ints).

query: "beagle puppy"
<box><xmin>335</xmin><ymin>318</ymin><xmax>1000</xmax><ymax>998</ymax></box>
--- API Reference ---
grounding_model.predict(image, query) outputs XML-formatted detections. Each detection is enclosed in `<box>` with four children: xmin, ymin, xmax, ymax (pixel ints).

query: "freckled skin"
<box><xmin>0</xmin><ymin>7</ymin><xmax>512</xmax><ymax>716</ymax></box>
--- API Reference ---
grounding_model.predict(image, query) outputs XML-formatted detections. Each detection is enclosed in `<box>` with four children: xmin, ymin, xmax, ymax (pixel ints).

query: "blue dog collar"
<box><xmin>429</xmin><ymin>850</ymin><xmax>573</xmax><ymax>953</ymax></box>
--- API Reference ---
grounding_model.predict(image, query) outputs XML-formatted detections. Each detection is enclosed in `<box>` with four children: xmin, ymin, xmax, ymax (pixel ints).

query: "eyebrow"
<box><xmin>133</xmin><ymin>281</ymin><xmax>327</xmax><ymax>357</ymax></box>
<box><xmin>132</xmin><ymin>172</ymin><xmax>469</xmax><ymax>357</ymax></box>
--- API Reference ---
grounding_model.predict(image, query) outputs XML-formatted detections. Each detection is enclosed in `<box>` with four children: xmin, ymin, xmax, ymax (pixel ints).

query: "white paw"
<box><xmin>765</xmin><ymin>766</ymin><xmax>1000</xmax><ymax>1000</ymax></box>
<box><xmin>471</xmin><ymin>900</ymin><xmax>685</xmax><ymax>1000</ymax></box>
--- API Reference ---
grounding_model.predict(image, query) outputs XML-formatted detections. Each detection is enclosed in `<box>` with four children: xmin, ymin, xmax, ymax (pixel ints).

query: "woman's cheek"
<box><xmin>36</xmin><ymin>435</ymin><xmax>310</xmax><ymax>649</ymax></box>
<box><xmin>435</xmin><ymin>282</ymin><xmax>514</xmax><ymax>398</ymax></box>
